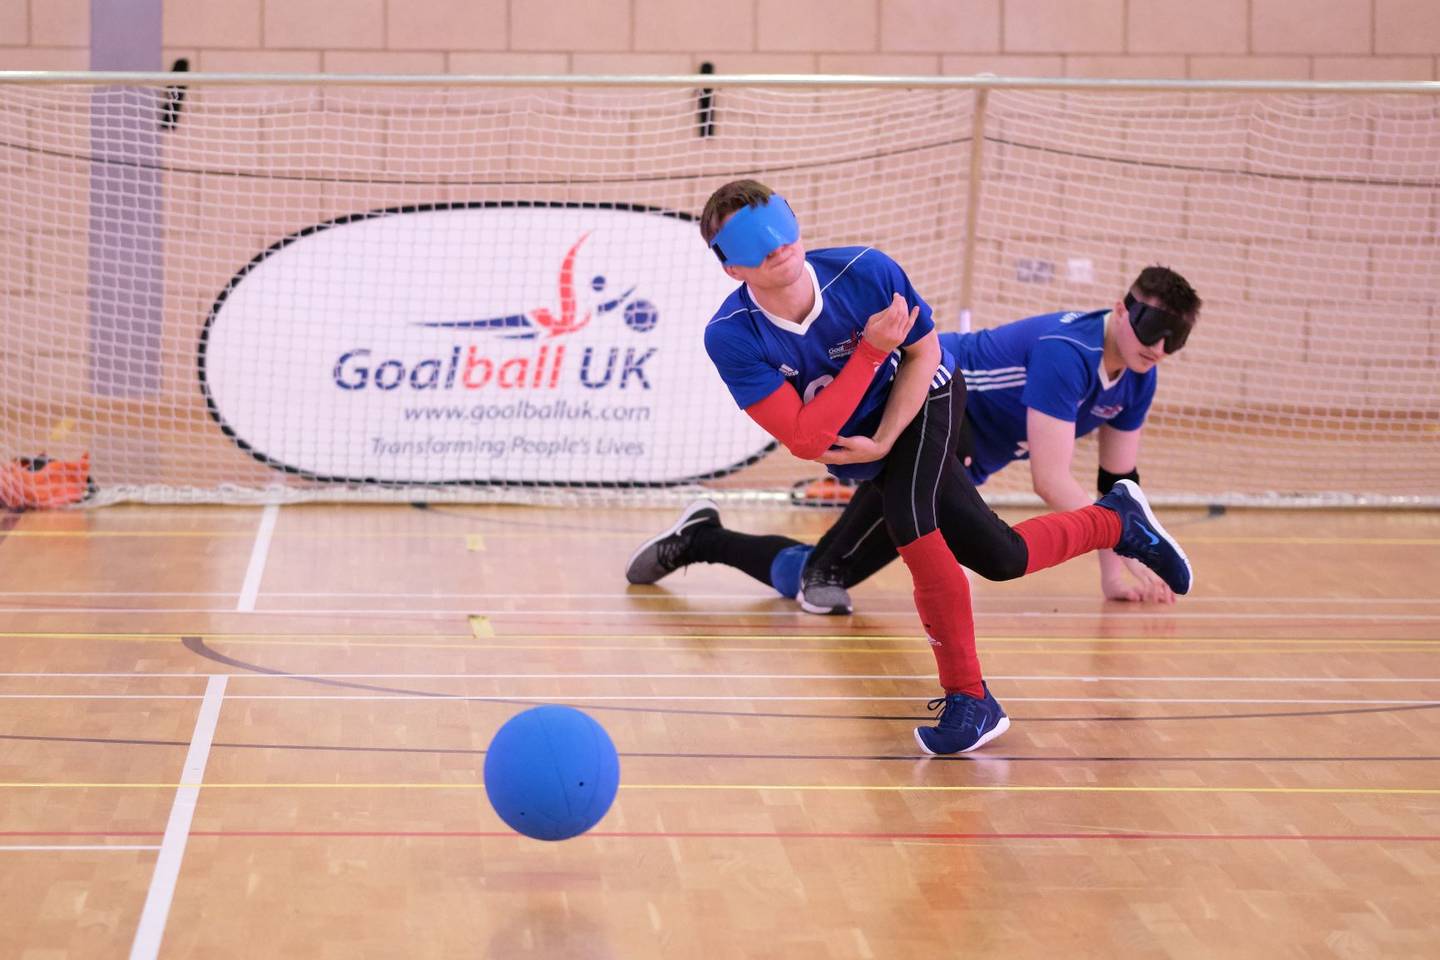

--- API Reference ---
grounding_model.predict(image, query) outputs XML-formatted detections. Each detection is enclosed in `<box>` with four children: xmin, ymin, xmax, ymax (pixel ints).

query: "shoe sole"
<box><xmin>1114</xmin><ymin>479</ymin><xmax>1194</xmax><ymax>595</ymax></box>
<box><xmin>624</xmin><ymin>499</ymin><xmax>719</xmax><ymax>585</ymax></box>
<box><xmin>797</xmin><ymin>595</ymin><xmax>853</xmax><ymax>616</ymax></box>
<box><xmin>913</xmin><ymin>714</ymin><xmax>1011</xmax><ymax>756</ymax></box>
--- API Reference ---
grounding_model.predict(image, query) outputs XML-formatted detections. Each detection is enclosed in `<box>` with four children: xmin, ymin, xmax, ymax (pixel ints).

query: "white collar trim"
<box><xmin>752</xmin><ymin>262</ymin><xmax>823</xmax><ymax>336</ymax></box>
<box><xmin>1098</xmin><ymin>310</ymin><xmax>1123</xmax><ymax>389</ymax></box>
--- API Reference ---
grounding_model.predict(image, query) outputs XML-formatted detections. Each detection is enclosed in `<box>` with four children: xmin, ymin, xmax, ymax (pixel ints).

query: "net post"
<box><xmin>958</xmin><ymin>84</ymin><xmax>989</xmax><ymax>327</ymax></box>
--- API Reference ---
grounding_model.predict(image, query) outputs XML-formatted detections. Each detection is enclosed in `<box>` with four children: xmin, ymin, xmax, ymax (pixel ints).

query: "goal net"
<box><xmin>1</xmin><ymin>76</ymin><xmax>1436</xmax><ymax>507</ymax></box>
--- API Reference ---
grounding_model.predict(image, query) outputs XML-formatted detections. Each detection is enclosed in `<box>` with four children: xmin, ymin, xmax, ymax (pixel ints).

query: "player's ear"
<box><xmin>723</xmin><ymin>264</ymin><xmax>745</xmax><ymax>282</ymax></box>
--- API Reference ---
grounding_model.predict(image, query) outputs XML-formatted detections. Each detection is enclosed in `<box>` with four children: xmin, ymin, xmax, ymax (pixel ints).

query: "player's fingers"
<box><xmin>1143</xmin><ymin>579</ymin><xmax>1174</xmax><ymax>604</ymax></box>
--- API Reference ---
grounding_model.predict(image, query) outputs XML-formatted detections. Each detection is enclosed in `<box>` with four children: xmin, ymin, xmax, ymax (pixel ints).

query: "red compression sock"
<box><xmin>897</xmin><ymin>530</ymin><xmax>984</xmax><ymax>698</ymax></box>
<box><xmin>1014</xmin><ymin>505</ymin><xmax>1121</xmax><ymax>576</ymax></box>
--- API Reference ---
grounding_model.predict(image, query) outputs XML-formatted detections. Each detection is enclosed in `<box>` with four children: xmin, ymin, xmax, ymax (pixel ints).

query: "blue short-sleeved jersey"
<box><xmin>940</xmin><ymin>309</ymin><xmax>1156</xmax><ymax>486</ymax></box>
<box><xmin>704</xmin><ymin>247</ymin><xmax>954</xmax><ymax>481</ymax></box>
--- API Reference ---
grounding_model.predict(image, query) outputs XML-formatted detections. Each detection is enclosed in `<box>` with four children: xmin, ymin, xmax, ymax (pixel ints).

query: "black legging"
<box><xmin>810</xmin><ymin>378</ymin><xmax>1029</xmax><ymax>585</ymax></box>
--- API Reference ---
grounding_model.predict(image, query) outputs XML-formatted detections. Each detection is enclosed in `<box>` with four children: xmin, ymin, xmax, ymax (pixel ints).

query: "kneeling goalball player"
<box><xmin>630</xmin><ymin>266</ymin><xmax>1201</xmax><ymax>613</ymax></box>
<box><xmin>673</xmin><ymin>179</ymin><xmax>1192</xmax><ymax>755</ymax></box>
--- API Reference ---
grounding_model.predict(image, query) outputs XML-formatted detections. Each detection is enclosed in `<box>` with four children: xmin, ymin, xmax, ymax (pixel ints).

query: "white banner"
<box><xmin>200</xmin><ymin>204</ymin><xmax>773</xmax><ymax>485</ymax></box>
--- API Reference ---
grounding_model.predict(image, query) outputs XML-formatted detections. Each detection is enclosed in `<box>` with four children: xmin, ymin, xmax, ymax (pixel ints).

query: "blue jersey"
<box><xmin>705</xmin><ymin>247</ymin><xmax>953</xmax><ymax>480</ymax></box>
<box><xmin>940</xmin><ymin>309</ymin><xmax>1156</xmax><ymax>485</ymax></box>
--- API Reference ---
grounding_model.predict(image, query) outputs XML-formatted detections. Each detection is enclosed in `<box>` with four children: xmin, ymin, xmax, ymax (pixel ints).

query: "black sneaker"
<box><xmin>1095</xmin><ymin>479</ymin><xmax>1193</xmax><ymax>595</ymax></box>
<box><xmin>797</xmin><ymin>563</ymin><xmax>852</xmax><ymax>615</ymax></box>
<box><xmin>625</xmin><ymin>499</ymin><xmax>720</xmax><ymax>585</ymax></box>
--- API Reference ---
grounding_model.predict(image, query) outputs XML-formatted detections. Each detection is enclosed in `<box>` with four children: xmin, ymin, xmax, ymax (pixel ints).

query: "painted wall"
<box><xmin>0</xmin><ymin>0</ymin><xmax>1437</xmax><ymax>80</ymax></box>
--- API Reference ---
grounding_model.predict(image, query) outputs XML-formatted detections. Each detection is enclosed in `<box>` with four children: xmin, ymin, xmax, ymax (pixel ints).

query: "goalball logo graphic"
<box><xmin>412</xmin><ymin>231</ymin><xmax>657</xmax><ymax>341</ymax></box>
<box><xmin>329</xmin><ymin>230</ymin><xmax>661</xmax><ymax>395</ymax></box>
<box><xmin>199</xmin><ymin>202</ymin><xmax>773</xmax><ymax>486</ymax></box>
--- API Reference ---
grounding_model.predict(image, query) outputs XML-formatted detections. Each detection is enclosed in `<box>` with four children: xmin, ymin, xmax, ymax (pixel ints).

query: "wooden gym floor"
<box><xmin>0</xmin><ymin>501</ymin><xmax>1437</xmax><ymax>959</ymax></box>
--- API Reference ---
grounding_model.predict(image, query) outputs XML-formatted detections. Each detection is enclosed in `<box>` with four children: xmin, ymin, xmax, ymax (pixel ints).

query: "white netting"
<box><xmin>0</xmin><ymin>77</ymin><xmax>1436</xmax><ymax>507</ymax></box>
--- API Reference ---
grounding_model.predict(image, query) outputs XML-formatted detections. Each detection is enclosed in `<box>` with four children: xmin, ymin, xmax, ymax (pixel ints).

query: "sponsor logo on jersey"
<box><xmin>826</xmin><ymin>331</ymin><xmax>863</xmax><ymax>359</ymax></box>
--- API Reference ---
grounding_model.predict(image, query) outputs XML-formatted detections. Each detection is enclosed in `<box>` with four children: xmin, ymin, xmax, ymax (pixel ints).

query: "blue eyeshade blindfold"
<box><xmin>709</xmin><ymin>195</ymin><xmax>799</xmax><ymax>268</ymax></box>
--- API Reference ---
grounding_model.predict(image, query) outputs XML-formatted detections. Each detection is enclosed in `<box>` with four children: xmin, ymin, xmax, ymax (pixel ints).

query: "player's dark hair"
<box><xmin>700</xmin><ymin>179</ymin><xmax>775</xmax><ymax>245</ymax></box>
<box><xmin>1131</xmin><ymin>265</ymin><xmax>1202</xmax><ymax>320</ymax></box>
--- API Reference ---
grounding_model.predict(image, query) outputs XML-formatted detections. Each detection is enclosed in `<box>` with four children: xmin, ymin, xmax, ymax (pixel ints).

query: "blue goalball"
<box><xmin>483</xmin><ymin>705</ymin><xmax>620</xmax><ymax>841</ymax></box>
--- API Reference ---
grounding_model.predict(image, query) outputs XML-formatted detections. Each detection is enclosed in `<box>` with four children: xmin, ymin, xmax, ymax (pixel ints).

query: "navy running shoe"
<box><xmin>625</xmin><ymin>499</ymin><xmax>720</xmax><ymax>585</ymax></box>
<box><xmin>1096</xmin><ymin>479</ymin><xmax>1193</xmax><ymax>595</ymax></box>
<box><xmin>914</xmin><ymin>683</ymin><xmax>1010</xmax><ymax>755</ymax></box>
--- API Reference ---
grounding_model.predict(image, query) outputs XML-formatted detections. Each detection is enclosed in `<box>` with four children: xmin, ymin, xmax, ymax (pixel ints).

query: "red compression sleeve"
<box><xmin>1014</xmin><ymin>505</ymin><xmax>1121</xmax><ymax>575</ymax></box>
<box><xmin>744</xmin><ymin>339</ymin><xmax>889</xmax><ymax>459</ymax></box>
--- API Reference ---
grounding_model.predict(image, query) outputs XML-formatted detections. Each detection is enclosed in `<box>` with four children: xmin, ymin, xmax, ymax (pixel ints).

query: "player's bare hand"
<box><xmin>815</xmin><ymin>434</ymin><xmax>890</xmax><ymax>466</ymax></box>
<box><xmin>1103</xmin><ymin>560</ymin><xmax>1176</xmax><ymax>604</ymax></box>
<box><xmin>861</xmin><ymin>293</ymin><xmax>919</xmax><ymax>353</ymax></box>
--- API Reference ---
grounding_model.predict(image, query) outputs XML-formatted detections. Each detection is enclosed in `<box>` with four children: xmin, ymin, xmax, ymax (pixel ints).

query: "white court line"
<box><xmin>2</xmin><ymin>692</ymin><xmax>1436</xmax><ymax>706</ymax></box>
<box><xmin>235</xmin><ymin>504</ymin><xmax>279</xmax><ymax>613</ymax></box>
<box><xmin>0</xmin><ymin>845</ymin><xmax>161</xmax><ymax>852</ymax></box>
<box><xmin>3</xmin><ymin>672</ymin><xmax>1440</xmax><ymax>684</ymax></box>
<box><xmin>3</xmin><ymin>606</ymin><xmax>1440</xmax><ymax>622</ymax></box>
<box><xmin>128</xmin><ymin>675</ymin><xmax>227</xmax><ymax>960</ymax></box>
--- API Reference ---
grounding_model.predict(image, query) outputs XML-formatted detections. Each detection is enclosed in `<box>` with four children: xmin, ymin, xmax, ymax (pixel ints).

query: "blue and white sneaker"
<box><xmin>1096</xmin><ymin>479</ymin><xmax>1193</xmax><ymax>595</ymax></box>
<box><xmin>625</xmin><ymin>499</ymin><xmax>720</xmax><ymax>585</ymax></box>
<box><xmin>914</xmin><ymin>684</ymin><xmax>1010</xmax><ymax>755</ymax></box>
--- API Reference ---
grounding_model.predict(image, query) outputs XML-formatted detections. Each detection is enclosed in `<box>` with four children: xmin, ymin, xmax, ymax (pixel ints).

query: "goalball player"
<box><xmin>674</xmin><ymin>180</ymin><xmax>1193</xmax><ymax>754</ymax></box>
<box><xmin>629</xmin><ymin>266</ymin><xmax>1201</xmax><ymax>613</ymax></box>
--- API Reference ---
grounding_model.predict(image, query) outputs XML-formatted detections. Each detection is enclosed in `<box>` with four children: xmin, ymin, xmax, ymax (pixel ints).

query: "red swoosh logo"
<box><xmin>529</xmin><ymin>232</ymin><xmax>592</xmax><ymax>336</ymax></box>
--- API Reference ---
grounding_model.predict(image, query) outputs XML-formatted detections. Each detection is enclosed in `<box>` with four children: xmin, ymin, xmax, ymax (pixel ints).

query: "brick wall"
<box><xmin>0</xmin><ymin>0</ymin><xmax>1436</xmax><ymax>79</ymax></box>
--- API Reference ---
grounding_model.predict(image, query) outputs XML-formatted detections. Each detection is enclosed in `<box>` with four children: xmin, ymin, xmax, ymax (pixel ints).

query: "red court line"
<box><xmin>3</xmin><ymin>829</ymin><xmax>1438</xmax><ymax>843</ymax></box>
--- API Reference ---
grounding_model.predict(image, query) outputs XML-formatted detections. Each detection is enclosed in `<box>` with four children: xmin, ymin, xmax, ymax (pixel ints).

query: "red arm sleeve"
<box><xmin>744</xmin><ymin>339</ymin><xmax>890</xmax><ymax>459</ymax></box>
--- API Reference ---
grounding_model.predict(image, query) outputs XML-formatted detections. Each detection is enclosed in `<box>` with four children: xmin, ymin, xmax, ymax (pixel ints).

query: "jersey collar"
<box><xmin>1098</xmin><ymin>310</ymin><xmax>1123</xmax><ymax>390</ymax></box>
<box><xmin>751</xmin><ymin>261</ymin><xmax>823</xmax><ymax>336</ymax></box>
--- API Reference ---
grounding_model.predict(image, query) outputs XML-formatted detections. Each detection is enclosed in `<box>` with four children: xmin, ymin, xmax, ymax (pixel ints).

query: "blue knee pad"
<box><xmin>769</xmin><ymin>544</ymin><xmax>813</xmax><ymax>599</ymax></box>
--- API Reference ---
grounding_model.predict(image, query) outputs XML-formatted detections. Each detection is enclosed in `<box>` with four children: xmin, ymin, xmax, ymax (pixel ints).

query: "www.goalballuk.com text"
<box><xmin>375</xmin><ymin>397</ymin><xmax>654</xmax><ymax>459</ymax></box>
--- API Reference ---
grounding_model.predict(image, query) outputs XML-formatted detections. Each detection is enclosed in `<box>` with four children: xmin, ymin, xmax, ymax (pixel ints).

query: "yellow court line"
<box><xmin>6</xmin><ymin>528</ymin><xmax>1440</xmax><ymax>547</ymax></box>
<box><xmin>1184</xmin><ymin>536</ymin><xmax>1440</xmax><ymax>547</ymax></box>
<box><xmin>0</xmin><ymin>782</ymin><xmax>1434</xmax><ymax>797</ymax></box>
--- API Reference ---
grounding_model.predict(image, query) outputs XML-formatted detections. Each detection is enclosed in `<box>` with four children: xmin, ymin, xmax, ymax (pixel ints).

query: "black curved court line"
<box><xmin>3</xmin><ymin>730</ymin><xmax>1438</xmax><ymax>767</ymax></box>
<box><xmin>181</xmin><ymin>635</ymin><xmax>1440</xmax><ymax>726</ymax></box>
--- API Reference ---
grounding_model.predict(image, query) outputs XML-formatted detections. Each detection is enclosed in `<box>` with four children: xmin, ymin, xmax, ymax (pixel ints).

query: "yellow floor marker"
<box><xmin>469</xmin><ymin>615</ymin><xmax>495</xmax><ymax>638</ymax></box>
